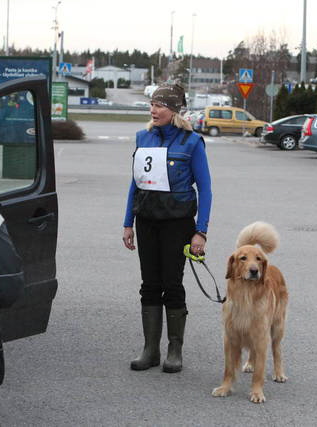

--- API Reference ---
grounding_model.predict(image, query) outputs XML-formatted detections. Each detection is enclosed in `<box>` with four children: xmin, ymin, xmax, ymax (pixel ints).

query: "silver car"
<box><xmin>299</xmin><ymin>116</ymin><xmax>317</xmax><ymax>152</ymax></box>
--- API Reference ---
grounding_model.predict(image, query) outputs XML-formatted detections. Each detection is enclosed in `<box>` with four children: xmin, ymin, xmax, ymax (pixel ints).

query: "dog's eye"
<box><xmin>256</xmin><ymin>256</ymin><xmax>262</xmax><ymax>261</ymax></box>
<box><xmin>240</xmin><ymin>256</ymin><xmax>247</xmax><ymax>261</ymax></box>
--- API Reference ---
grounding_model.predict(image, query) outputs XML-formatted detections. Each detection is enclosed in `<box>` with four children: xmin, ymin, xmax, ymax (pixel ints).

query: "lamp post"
<box><xmin>52</xmin><ymin>1</ymin><xmax>62</xmax><ymax>81</ymax></box>
<box><xmin>169</xmin><ymin>11</ymin><xmax>175</xmax><ymax>62</ymax></box>
<box><xmin>5</xmin><ymin>0</ymin><xmax>10</xmax><ymax>55</ymax></box>
<box><xmin>187</xmin><ymin>13</ymin><xmax>196</xmax><ymax>110</ymax></box>
<box><xmin>300</xmin><ymin>0</ymin><xmax>307</xmax><ymax>83</ymax></box>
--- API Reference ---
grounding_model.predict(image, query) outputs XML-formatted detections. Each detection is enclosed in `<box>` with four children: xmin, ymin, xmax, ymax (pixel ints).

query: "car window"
<box><xmin>283</xmin><ymin>117</ymin><xmax>305</xmax><ymax>125</ymax></box>
<box><xmin>290</xmin><ymin>116</ymin><xmax>307</xmax><ymax>125</ymax></box>
<box><xmin>236</xmin><ymin>111</ymin><xmax>249</xmax><ymax>121</ymax></box>
<box><xmin>221</xmin><ymin>110</ymin><xmax>232</xmax><ymax>119</ymax></box>
<box><xmin>209</xmin><ymin>109</ymin><xmax>221</xmax><ymax>119</ymax></box>
<box><xmin>0</xmin><ymin>90</ymin><xmax>37</xmax><ymax>194</ymax></box>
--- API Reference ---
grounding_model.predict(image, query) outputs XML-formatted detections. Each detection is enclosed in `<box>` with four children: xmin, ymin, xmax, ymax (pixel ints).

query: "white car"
<box><xmin>133</xmin><ymin>101</ymin><xmax>150</xmax><ymax>108</ymax></box>
<box><xmin>97</xmin><ymin>98</ymin><xmax>113</xmax><ymax>105</ymax></box>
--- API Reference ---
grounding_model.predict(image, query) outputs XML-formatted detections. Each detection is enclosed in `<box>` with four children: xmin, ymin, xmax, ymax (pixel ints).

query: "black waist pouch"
<box><xmin>133</xmin><ymin>190</ymin><xmax>197</xmax><ymax>220</ymax></box>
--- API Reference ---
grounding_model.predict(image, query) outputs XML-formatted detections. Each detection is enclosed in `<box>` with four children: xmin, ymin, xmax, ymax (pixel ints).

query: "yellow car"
<box><xmin>202</xmin><ymin>106</ymin><xmax>267</xmax><ymax>137</ymax></box>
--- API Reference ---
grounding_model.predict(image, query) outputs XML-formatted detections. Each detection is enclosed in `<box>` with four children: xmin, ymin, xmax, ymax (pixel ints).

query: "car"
<box><xmin>133</xmin><ymin>101</ymin><xmax>150</xmax><ymax>109</ymax></box>
<box><xmin>183</xmin><ymin>110</ymin><xmax>200</xmax><ymax>125</ymax></box>
<box><xmin>0</xmin><ymin>76</ymin><xmax>58</xmax><ymax>382</ymax></box>
<box><xmin>97</xmin><ymin>98</ymin><xmax>113</xmax><ymax>105</ymax></box>
<box><xmin>192</xmin><ymin>111</ymin><xmax>205</xmax><ymax>132</ymax></box>
<box><xmin>261</xmin><ymin>114</ymin><xmax>316</xmax><ymax>150</ymax></box>
<box><xmin>202</xmin><ymin>106</ymin><xmax>266</xmax><ymax>137</ymax></box>
<box><xmin>299</xmin><ymin>116</ymin><xmax>317</xmax><ymax>152</ymax></box>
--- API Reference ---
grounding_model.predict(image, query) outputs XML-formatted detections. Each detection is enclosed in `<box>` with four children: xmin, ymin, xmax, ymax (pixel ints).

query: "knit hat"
<box><xmin>151</xmin><ymin>84</ymin><xmax>187</xmax><ymax>113</ymax></box>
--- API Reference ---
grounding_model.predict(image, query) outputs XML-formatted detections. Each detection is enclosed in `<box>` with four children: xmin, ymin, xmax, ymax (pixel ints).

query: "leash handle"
<box><xmin>184</xmin><ymin>244</ymin><xmax>226</xmax><ymax>304</ymax></box>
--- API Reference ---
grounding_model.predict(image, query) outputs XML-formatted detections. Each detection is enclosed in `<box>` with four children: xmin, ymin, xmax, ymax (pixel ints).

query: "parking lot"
<box><xmin>1</xmin><ymin>121</ymin><xmax>317</xmax><ymax>426</ymax></box>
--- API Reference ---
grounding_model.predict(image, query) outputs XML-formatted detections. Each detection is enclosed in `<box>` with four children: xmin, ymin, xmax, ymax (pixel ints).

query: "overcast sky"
<box><xmin>1</xmin><ymin>0</ymin><xmax>316</xmax><ymax>59</ymax></box>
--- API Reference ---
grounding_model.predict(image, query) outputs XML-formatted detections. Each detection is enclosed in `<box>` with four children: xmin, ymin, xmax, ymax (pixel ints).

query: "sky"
<box><xmin>1</xmin><ymin>0</ymin><xmax>317</xmax><ymax>59</ymax></box>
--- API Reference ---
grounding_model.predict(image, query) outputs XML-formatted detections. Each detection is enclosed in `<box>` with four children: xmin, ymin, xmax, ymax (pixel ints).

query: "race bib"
<box><xmin>133</xmin><ymin>147</ymin><xmax>170</xmax><ymax>191</ymax></box>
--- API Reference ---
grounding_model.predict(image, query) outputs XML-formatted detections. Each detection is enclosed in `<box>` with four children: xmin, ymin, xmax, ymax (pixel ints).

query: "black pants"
<box><xmin>136</xmin><ymin>216</ymin><xmax>196</xmax><ymax>309</ymax></box>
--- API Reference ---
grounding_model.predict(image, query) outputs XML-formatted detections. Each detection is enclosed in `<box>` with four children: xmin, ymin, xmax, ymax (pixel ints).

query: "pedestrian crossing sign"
<box><xmin>239</xmin><ymin>68</ymin><xmax>253</xmax><ymax>83</ymax></box>
<box><xmin>58</xmin><ymin>62</ymin><xmax>72</xmax><ymax>76</ymax></box>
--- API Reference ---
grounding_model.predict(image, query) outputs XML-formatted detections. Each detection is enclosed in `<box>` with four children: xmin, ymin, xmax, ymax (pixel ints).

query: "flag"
<box><xmin>177</xmin><ymin>36</ymin><xmax>184</xmax><ymax>55</ymax></box>
<box><xmin>85</xmin><ymin>58</ymin><xmax>94</xmax><ymax>75</ymax></box>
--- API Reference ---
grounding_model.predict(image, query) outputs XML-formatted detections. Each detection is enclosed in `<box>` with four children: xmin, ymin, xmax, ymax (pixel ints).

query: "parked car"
<box><xmin>193</xmin><ymin>111</ymin><xmax>205</xmax><ymax>132</ymax></box>
<box><xmin>299</xmin><ymin>116</ymin><xmax>317</xmax><ymax>152</ymax></box>
<box><xmin>261</xmin><ymin>114</ymin><xmax>316</xmax><ymax>150</ymax></box>
<box><xmin>202</xmin><ymin>106</ymin><xmax>266</xmax><ymax>137</ymax></box>
<box><xmin>183</xmin><ymin>110</ymin><xmax>200</xmax><ymax>124</ymax></box>
<box><xmin>97</xmin><ymin>98</ymin><xmax>113</xmax><ymax>106</ymax></box>
<box><xmin>133</xmin><ymin>101</ymin><xmax>150</xmax><ymax>109</ymax></box>
<box><xmin>0</xmin><ymin>76</ymin><xmax>58</xmax><ymax>381</ymax></box>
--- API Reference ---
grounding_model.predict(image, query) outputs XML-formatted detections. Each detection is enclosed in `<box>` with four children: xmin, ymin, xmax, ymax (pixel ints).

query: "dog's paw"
<box><xmin>273</xmin><ymin>373</ymin><xmax>288</xmax><ymax>383</ymax></box>
<box><xmin>242</xmin><ymin>362</ymin><xmax>254</xmax><ymax>373</ymax></box>
<box><xmin>250</xmin><ymin>390</ymin><xmax>266</xmax><ymax>403</ymax></box>
<box><xmin>212</xmin><ymin>386</ymin><xmax>232</xmax><ymax>398</ymax></box>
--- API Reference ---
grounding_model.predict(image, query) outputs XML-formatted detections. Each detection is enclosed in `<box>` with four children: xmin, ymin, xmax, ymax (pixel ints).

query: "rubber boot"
<box><xmin>163</xmin><ymin>308</ymin><xmax>188</xmax><ymax>373</ymax></box>
<box><xmin>0</xmin><ymin>336</ymin><xmax>4</xmax><ymax>385</ymax></box>
<box><xmin>130</xmin><ymin>305</ymin><xmax>163</xmax><ymax>371</ymax></box>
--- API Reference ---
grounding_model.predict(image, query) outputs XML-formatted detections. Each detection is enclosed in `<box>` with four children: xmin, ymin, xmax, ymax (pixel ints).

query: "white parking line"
<box><xmin>98</xmin><ymin>136</ymin><xmax>110</xmax><ymax>139</ymax></box>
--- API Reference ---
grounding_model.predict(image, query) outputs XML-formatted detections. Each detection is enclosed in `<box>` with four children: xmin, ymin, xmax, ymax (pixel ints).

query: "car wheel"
<box><xmin>280</xmin><ymin>135</ymin><xmax>297</xmax><ymax>150</ymax></box>
<box><xmin>208</xmin><ymin>127</ymin><xmax>219</xmax><ymax>137</ymax></box>
<box><xmin>255</xmin><ymin>127</ymin><xmax>263</xmax><ymax>137</ymax></box>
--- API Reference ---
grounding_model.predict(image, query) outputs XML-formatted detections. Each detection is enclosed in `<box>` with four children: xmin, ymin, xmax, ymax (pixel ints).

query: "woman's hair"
<box><xmin>146</xmin><ymin>113</ymin><xmax>193</xmax><ymax>131</ymax></box>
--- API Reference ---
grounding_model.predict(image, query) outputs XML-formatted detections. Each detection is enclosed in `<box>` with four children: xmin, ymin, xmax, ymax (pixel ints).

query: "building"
<box><xmin>55</xmin><ymin>74</ymin><xmax>90</xmax><ymax>105</ymax></box>
<box><xmin>190</xmin><ymin>58</ymin><xmax>222</xmax><ymax>89</ymax></box>
<box><xmin>92</xmin><ymin>65</ymin><xmax>148</xmax><ymax>88</ymax></box>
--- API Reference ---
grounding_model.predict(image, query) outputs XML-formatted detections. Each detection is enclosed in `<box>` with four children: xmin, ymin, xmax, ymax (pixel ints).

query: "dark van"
<box><xmin>0</xmin><ymin>76</ymin><xmax>58</xmax><ymax>383</ymax></box>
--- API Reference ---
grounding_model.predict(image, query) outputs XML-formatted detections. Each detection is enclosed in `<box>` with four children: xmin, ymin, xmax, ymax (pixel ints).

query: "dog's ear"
<box><xmin>260</xmin><ymin>258</ymin><xmax>268</xmax><ymax>284</ymax></box>
<box><xmin>225</xmin><ymin>255</ymin><xmax>235</xmax><ymax>279</ymax></box>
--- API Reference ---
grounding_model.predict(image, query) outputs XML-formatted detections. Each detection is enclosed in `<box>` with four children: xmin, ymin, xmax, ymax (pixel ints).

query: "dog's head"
<box><xmin>225</xmin><ymin>245</ymin><xmax>268</xmax><ymax>283</ymax></box>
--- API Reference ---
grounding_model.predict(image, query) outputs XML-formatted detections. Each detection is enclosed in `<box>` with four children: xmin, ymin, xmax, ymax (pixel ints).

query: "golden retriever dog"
<box><xmin>212</xmin><ymin>222</ymin><xmax>288</xmax><ymax>403</ymax></box>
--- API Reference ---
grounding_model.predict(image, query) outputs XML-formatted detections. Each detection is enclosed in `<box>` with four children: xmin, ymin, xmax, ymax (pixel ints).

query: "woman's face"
<box><xmin>150</xmin><ymin>102</ymin><xmax>174</xmax><ymax>126</ymax></box>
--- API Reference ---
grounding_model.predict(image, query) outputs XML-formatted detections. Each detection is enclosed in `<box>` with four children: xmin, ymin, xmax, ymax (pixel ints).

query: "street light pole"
<box><xmin>5</xmin><ymin>0</ymin><xmax>10</xmax><ymax>55</ymax></box>
<box><xmin>300</xmin><ymin>0</ymin><xmax>307</xmax><ymax>83</ymax></box>
<box><xmin>169</xmin><ymin>11</ymin><xmax>175</xmax><ymax>62</ymax></box>
<box><xmin>188</xmin><ymin>13</ymin><xmax>196</xmax><ymax>110</ymax></box>
<box><xmin>52</xmin><ymin>1</ymin><xmax>62</xmax><ymax>82</ymax></box>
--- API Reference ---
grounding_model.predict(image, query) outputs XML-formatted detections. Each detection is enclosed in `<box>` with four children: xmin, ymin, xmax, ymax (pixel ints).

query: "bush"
<box><xmin>52</xmin><ymin>120</ymin><xmax>85</xmax><ymax>140</ymax></box>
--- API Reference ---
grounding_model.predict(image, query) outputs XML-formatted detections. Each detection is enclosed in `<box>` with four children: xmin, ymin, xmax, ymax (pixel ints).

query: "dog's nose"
<box><xmin>249</xmin><ymin>267</ymin><xmax>259</xmax><ymax>278</ymax></box>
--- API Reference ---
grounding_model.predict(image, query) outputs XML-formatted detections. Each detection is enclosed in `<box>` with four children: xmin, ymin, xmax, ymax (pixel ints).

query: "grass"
<box><xmin>69</xmin><ymin>113</ymin><xmax>150</xmax><ymax>122</ymax></box>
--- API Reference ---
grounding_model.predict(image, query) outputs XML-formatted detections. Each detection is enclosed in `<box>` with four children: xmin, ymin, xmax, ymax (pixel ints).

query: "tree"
<box><xmin>224</xmin><ymin>32</ymin><xmax>291</xmax><ymax>121</ymax></box>
<box><xmin>274</xmin><ymin>85</ymin><xmax>289</xmax><ymax>120</ymax></box>
<box><xmin>89</xmin><ymin>78</ymin><xmax>106</xmax><ymax>98</ymax></box>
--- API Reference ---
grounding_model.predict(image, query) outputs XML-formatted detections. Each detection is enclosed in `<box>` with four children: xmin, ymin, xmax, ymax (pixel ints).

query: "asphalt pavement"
<box><xmin>0</xmin><ymin>122</ymin><xmax>317</xmax><ymax>426</ymax></box>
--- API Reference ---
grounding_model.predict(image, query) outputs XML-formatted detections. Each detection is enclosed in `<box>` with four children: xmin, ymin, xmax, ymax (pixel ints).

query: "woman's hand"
<box><xmin>123</xmin><ymin>227</ymin><xmax>136</xmax><ymax>250</ymax></box>
<box><xmin>190</xmin><ymin>233</ymin><xmax>206</xmax><ymax>256</ymax></box>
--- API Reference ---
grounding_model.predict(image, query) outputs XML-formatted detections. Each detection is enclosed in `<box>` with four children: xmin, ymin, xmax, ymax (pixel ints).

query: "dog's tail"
<box><xmin>236</xmin><ymin>221</ymin><xmax>279</xmax><ymax>254</ymax></box>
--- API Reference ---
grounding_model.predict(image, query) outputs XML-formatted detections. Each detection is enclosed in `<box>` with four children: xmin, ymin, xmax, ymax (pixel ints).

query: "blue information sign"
<box><xmin>0</xmin><ymin>56</ymin><xmax>51</xmax><ymax>144</ymax></box>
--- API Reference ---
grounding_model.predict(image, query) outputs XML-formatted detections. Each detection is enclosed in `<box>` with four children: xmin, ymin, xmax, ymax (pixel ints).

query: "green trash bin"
<box><xmin>2</xmin><ymin>144</ymin><xmax>36</xmax><ymax>180</ymax></box>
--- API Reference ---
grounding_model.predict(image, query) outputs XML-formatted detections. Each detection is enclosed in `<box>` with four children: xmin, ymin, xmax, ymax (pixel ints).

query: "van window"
<box><xmin>0</xmin><ymin>90</ymin><xmax>37</xmax><ymax>194</ymax></box>
<box><xmin>221</xmin><ymin>110</ymin><xmax>232</xmax><ymax>119</ymax></box>
<box><xmin>236</xmin><ymin>111</ymin><xmax>249</xmax><ymax>121</ymax></box>
<box><xmin>209</xmin><ymin>110</ymin><xmax>221</xmax><ymax>119</ymax></box>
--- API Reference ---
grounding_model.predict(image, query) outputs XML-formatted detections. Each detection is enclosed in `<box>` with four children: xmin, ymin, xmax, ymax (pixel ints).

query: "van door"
<box><xmin>0</xmin><ymin>76</ymin><xmax>58</xmax><ymax>342</ymax></box>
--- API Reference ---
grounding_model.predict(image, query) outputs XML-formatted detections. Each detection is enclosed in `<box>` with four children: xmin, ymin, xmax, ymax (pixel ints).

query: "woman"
<box><xmin>123</xmin><ymin>83</ymin><xmax>212</xmax><ymax>373</ymax></box>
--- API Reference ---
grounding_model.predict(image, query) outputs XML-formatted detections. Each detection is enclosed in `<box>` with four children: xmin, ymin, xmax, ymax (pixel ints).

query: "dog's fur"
<box><xmin>212</xmin><ymin>222</ymin><xmax>288</xmax><ymax>403</ymax></box>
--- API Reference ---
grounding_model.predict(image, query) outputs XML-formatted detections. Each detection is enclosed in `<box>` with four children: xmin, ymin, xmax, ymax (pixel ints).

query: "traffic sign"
<box><xmin>265</xmin><ymin>83</ymin><xmax>279</xmax><ymax>97</ymax></box>
<box><xmin>239</xmin><ymin>68</ymin><xmax>253</xmax><ymax>83</ymax></box>
<box><xmin>58</xmin><ymin>62</ymin><xmax>72</xmax><ymax>76</ymax></box>
<box><xmin>237</xmin><ymin>83</ymin><xmax>254</xmax><ymax>99</ymax></box>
